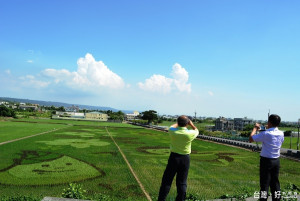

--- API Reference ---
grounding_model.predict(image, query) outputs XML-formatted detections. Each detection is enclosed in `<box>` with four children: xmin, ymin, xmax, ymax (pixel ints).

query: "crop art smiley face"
<box><xmin>0</xmin><ymin>151</ymin><xmax>104</xmax><ymax>185</ymax></box>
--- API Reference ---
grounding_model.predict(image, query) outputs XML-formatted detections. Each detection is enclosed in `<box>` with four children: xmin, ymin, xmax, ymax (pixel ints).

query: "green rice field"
<box><xmin>0</xmin><ymin>119</ymin><xmax>299</xmax><ymax>200</ymax></box>
<box><xmin>0</xmin><ymin>121</ymin><xmax>68</xmax><ymax>143</ymax></box>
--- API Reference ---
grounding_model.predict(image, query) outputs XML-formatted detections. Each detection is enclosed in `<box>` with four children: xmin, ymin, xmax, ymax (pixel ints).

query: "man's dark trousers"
<box><xmin>260</xmin><ymin>156</ymin><xmax>281</xmax><ymax>201</ymax></box>
<box><xmin>158</xmin><ymin>152</ymin><xmax>190</xmax><ymax>201</ymax></box>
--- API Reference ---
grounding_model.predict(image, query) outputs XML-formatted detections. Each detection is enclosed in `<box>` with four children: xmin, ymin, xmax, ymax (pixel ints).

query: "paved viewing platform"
<box><xmin>197</xmin><ymin>135</ymin><xmax>300</xmax><ymax>160</ymax></box>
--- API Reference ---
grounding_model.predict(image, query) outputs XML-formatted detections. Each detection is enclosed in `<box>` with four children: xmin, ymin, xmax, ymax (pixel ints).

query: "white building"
<box><xmin>126</xmin><ymin>111</ymin><xmax>140</xmax><ymax>120</ymax></box>
<box><xmin>55</xmin><ymin>111</ymin><xmax>85</xmax><ymax>118</ymax></box>
<box><xmin>85</xmin><ymin>112</ymin><xmax>108</xmax><ymax>121</ymax></box>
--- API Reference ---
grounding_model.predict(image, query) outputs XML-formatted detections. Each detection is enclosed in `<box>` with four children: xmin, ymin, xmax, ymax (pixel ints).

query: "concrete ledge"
<box><xmin>283</xmin><ymin>149</ymin><xmax>300</xmax><ymax>159</ymax></box>
<box><xmin>42</xmin><ymin>197</ymin><xmax>90</xmax><ymax>201</ymax></box>
<box><xmin>42</xmin><ymin>194</ymin><xmax>300</xmax><ymax>201</ymax></box>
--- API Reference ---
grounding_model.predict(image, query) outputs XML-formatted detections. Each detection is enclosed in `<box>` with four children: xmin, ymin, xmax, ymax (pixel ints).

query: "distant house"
<box><xmin>19</xmin><ymin>105</ymin><xmax>38</xmax><ymax>111</ymax></box>
<box><xmin>66</xmin><ymin>105</ymin><xmax>80</xmax><ymax>112</ymax></box>
<box><xmin>215</xmin><ymin>117</ymin><xmax>234</xmax><ymax>131</ymax></box>
<box><xmin>126</xmin><ymin>111</ymin><xmax>140</xmax><ymax>121</ymax></box>
<box><xmin>85</xmin><ymin>112</ymin><xmax>108</xmax><ymax>121</ymax></box>
<box><xmin>215</xmin><ymin>117</ymin><xmax>253</xmax><ymax>131</ymax></box>
<box><xmin>234</xmin><ymin>117</ymin><xmax>253</xmax><ymax>131</ymax></box>
<box><xmin>0</xmin><ymin>101</ymin><xmax>9</xmax><ymax>105</ymax></box>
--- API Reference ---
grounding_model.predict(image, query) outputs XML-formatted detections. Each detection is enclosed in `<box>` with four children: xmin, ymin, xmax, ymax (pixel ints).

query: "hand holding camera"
<box><xmin>254</xmin><ymin>123</ymin><xmax>266</xmax><ymax>131</ymax></box>
<box><xmin>188</xmin><ymin>119</ymin><xmax>197</xmax><ymax>130</ymax></box>
<box><xmin>255</xmin><ymin>123</ymin><xmax>260</xmax><ymax>130</ymax></box>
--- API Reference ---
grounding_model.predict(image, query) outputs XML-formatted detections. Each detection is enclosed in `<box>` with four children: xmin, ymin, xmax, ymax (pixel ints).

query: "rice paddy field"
<box><xmin>0</xmin><ymin>119</ymin><xmax>299</xmax><ymax>200</ymax></box>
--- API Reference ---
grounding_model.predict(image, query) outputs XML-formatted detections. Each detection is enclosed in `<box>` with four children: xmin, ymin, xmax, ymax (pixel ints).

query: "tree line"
<box><xmin>0</xmin><ymin>105</ymin><xmax>16</xmax><ymax>118</ymax></box>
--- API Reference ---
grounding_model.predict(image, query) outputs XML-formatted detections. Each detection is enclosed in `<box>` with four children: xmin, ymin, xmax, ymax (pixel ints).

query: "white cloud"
<box><xmin>43</xmin><ymin>53</ymin><xmax>125</xmax><ymax>90</ymax></box>
<box><xmin>5</xmin><ymin>69</ymin><xmax>11</xmax><ymax>75</ymax></box>
<box><xmin>27</xmin><ymin>60</ymin><xmax>33</xmax><ymax>63</ymax></box>
<box><xmin>138</xmin><ymin>63</ymin><xmax>191</xmax><ymax>93</ymax></box>
<box><xmin>172</xmin><ymin>63</ymin><xmax>191</xmax><ymax>93</ymax></box>
<box><xmin>138</xmin><ymin>74</ymin><xmax>173</xmax><ymax>93</ymax></box>
<box><xmin>171</xmin><ymin>63</ymin><xmax>189</xmax><ymax>82</ymax></box>
<box><xmin>19</xmin><ymin>75</ymin><xmax>50</xmax><ymax>88</ymax></box>
<box><xmin>208</xmin><ymin>91</ymin><xmax>214</xmax><ymax>96</ymax></box>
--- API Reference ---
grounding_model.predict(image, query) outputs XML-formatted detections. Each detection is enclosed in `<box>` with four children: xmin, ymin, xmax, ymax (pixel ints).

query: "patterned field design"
<box><xmin>136</xmin><ymin>146</ymin><xmax>247</xmax><ymax>166</ymax></box>
<box><xmin>0</xmin><ymin>120</ymin><xmax>300</xmax><ymax>200</ymax></box>
<box><xmin>0</xmin><ymin>150</ymin><xmax>105</xmax><ymax>185</ymax></box>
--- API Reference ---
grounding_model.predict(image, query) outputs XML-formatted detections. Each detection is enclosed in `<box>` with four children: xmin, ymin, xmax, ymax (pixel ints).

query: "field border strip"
<box><xmin>0</xmin><ymin>125</ymin><xmax>71</xmax><ymax>146</ymax></box>
<box><xmin>105</xmin><ymin>127</ymin><xmax>152</xmax><ymax>201</ymax></box>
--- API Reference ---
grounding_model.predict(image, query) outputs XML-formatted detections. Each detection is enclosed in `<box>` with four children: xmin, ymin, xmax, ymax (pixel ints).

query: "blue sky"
<box><xmin>1</xmin><ymin>0</ymin><xmax>300</xmax><ymax>121</ymax></box>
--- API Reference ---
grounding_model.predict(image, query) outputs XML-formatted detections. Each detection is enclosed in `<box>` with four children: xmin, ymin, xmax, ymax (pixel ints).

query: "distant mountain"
<box><xmin>0</xmin><ymin>97</ymin><xmax>134</xmax><ymax>114</ymax></box>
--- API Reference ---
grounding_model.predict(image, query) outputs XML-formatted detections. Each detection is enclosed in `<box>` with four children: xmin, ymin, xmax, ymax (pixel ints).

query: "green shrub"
<box><xmin>281</xmin><ymin>183</ymin><xmax>300</xmax><ymax>201</ymax></box>
<box><xmin>62</xmin><ymin>183</ymin><xmax>87</xmax><ymax>199</ymax></box>
<box><xmin>130</xmin><ymin>120</ymin><xmax>148</xmax><ymax>125</ymax></box>
<box><xmin>219</xmin><ymin>186</ymin><xmax>252</xmax><ymax>201</ymax></box>
<box><xmin>284</xmin><ymin>130</ymin><xmax>292</xmax><ymax>137</ymax></box>
<box><xmin>0</xmin><ymin>105</ymin><xmax>16</xmax><ymax>118</ymax></box>
<box><xmin>240</xmin><ymin>131</ymin><xmax>250</xmax><ymax>137</ymax></box>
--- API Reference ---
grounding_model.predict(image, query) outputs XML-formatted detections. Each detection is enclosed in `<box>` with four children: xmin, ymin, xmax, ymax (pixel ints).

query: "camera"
<box><xmin>187</xmin><ymin>116</ymin><xmax>193</xmax><ymax>121</ymax></box>
<box><xmin>259</xmin><ymin>125</ymin><xmax>266</xmax><ymax>131</ymax></box>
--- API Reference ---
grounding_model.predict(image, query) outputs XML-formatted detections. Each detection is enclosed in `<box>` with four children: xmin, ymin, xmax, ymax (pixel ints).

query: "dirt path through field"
<box><xmin>0</xmin><ymin>126</ymin><xmax>70</xmax><ymax>146</ymax></box>
<box><xmin>105</xmin><ymin>127</ymin><xmax>152</xmax><ymax>201</ymax></box>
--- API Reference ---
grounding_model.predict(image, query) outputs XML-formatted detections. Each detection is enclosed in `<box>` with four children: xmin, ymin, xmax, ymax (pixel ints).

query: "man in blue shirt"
<box><xmin>249</xmin><ymin>114</ymin><xmax>284</xmax><ymax>201</ymax></box>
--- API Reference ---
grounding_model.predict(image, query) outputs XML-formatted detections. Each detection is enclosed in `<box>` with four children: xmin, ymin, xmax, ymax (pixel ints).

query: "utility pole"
<box><xmin>194</xmin><ymin>111</ymin><xmax>197</xmax><ymax>120</ymax></box>
<box><xmin>297</xmin><ymin>119</ymin><xmax>299</xmax><ymax>150</ymax></box>
<box><xmin>290</xmin><ymin>130</ymin><xmax>292</xmax><ymax>149</ymax></box>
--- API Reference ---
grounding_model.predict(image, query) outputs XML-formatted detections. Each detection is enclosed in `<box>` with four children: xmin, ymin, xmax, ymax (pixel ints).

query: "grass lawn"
<box><xmin>0</xmin><ymin>119</ymin><xmax>299</xmax><ymax>200</ymax></box>
<box><xmin>280</xmin><ymin>127</ymin><xmax>299</xmax><ymax>132</ymax></box>
<box><xmin>282</xmin><ymin>137</ymin><xmax>300</xmax><ymax>150</ymax></box>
